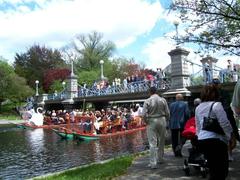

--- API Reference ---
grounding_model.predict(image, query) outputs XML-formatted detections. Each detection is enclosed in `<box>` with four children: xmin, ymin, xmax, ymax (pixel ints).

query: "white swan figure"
<box><xmin>28</xmin><ymin>107</ymin><xmax>44</xmax><ymax>126</ymax></box>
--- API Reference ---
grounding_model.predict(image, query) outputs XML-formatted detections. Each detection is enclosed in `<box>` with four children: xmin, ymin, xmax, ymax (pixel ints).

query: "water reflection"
<box><xmin>26</xmin><ymin>129</ymin><xmax>45</xmax><ymax>153</ymax></box>
<box><xmin>0</xmin><ymin>126</ymin><xmax>147</xmax><ymax>180</ymax></box>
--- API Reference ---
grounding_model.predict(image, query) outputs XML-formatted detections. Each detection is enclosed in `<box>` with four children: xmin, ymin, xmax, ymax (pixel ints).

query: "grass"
<box><xmin>34</xmin><ymin>154</ymin><xmax>142</xmax><ymax>180</ymax></box>
<box><xmin>0</xmin><ymin>102</ymin><xmax>22</xmax><ymax>120</ymax></box>
<box><xmin>0</xmin><ymin>114</ymin><xmax>21</xmax><ymax>120</ymax></box>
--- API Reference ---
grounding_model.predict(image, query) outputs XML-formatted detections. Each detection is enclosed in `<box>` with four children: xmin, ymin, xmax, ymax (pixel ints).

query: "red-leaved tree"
<box><xmin>43</xmin><ymin>68</ymin><xmax>71</xmax><ymax>92</ymax></box>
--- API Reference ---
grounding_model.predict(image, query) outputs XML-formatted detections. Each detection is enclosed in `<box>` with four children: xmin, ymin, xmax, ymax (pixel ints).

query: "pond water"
<box><xmin>0</xmin><ymin>125</ymin><xmax>148</xmax><ymax>180</ymax></box>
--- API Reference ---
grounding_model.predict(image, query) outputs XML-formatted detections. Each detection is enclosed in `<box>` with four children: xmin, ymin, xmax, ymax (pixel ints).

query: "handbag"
<box><xmin>202</xmin><ymin>102</ymin><xmax>225</xmax><ymax>135</ymax></box>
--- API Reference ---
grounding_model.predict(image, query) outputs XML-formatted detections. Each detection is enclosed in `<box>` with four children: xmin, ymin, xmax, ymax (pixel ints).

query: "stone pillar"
<box><xmin>163</xmin><ymin>46</ymin><xmax>191</xmax><ymax>98</ymax></box>
<box><xmin>200</xmin><ymin>55</ymin><xmax>218</xmax><ymax>84</ymax></box>
<box><xmin>62</xmin><ymin>60</ymin><xmax>78</xmax><ymax>108</ymax></box>
<box><xmin>168</xmin><ymin>47</ymin><xmax>190</xmax><ymax>89</ymax></box>
<box><xmin>66</xmin><ymin>74</ymin><xmax>78</xmax><ymax>99</ymax></box>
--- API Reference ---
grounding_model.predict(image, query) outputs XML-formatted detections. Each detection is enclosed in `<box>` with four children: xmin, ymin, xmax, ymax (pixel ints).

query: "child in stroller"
<box><xmin>181</xmin><ymin>116</ymin><xmax>208</xmax><ymax>178</ymax></box>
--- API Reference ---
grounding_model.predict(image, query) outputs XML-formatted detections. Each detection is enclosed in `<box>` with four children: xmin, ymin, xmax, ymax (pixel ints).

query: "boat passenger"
<box><xmin>121</xmin><ymin>108</ymin><xmax>132</xmax><ymax>129</ymax></box>
<box><xmin>51</xmin><ymin>110</ymin><xmax>59</xmax><ymax>124</ymax></box>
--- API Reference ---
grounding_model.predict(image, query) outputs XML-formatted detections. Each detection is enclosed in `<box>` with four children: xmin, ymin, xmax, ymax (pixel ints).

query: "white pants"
<box><xmin>147</xmin><ymin>117</ymin><xmax>166</xmax><ymax>167</ymax></box>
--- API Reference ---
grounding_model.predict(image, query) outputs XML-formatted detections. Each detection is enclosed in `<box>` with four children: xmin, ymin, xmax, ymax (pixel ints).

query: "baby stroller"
<box><xmin>181</xmin><ymin>117</ymin><xmax>208</xmax><ymax>178</ymax></box>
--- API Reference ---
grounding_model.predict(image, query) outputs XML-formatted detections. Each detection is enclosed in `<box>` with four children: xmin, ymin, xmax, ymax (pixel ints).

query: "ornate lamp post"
<box><xmin>62</xmin><ymin>81</ymin><xmax>66</xmax><ymax>89</ymax></box>
<box><xmin>61</xmin><ymin>81</ymin><xmax>66</xmax><ymax>99</ymax></box>
<box><xmin>100</xmin><ymin>60</ymin><xmax>104</xmax><ymax>80</ymax></box>
<box><xmin>35</xmin><ymin>80</ymin><xmax>39</xmax><ymax>96</ymax></box>
<box><xmin>173</xmin><ymin>19</ymin><xmax>180</xmax><ymax>46</ymax></box>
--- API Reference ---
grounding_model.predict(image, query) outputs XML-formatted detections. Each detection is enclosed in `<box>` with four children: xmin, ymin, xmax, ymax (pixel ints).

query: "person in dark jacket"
<box><xmin>169</xmin><ymin>94</ymin><xmax>190</xmax><ymax>157</ymax></box>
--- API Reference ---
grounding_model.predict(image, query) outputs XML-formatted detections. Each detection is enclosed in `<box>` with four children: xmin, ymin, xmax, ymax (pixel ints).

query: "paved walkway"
<box><xmin>0</xmin><ymin>119</ymin><xmax>24</xmax><ymax>124</ymax></box>
<box><xmin>116</xmin><ymin>146</ymin><xmax>240</xmax><ymax>180</ymax></box>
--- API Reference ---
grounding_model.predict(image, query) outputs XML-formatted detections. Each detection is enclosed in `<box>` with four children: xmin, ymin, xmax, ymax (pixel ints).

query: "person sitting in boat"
<box><xmin>113</xmin><ymin>111</ymin><xmax>122</xmax><ymax>131</ymax></box>
<box><xmin>121</xmin><ymin>108</ymin><xmax>132</xmax><ymax>129</ymax></box>
<box><xmin>109</xmin><ymin>110</ymin><xmax>117</xmax><ymax>121</ymax></box>
<box><xmin>51</xmin><ymin>110</ymin><xmax>59</xmax><ymax>124</ymax></box>
<box><xmin>82</xmin><ymin>113</ymin><xmax>93</xmax><ymax>133</ymax></box>
<box><xmin>27</xmin><ymin>107</ymin><xmax>44</xmax><ymax>126</ymax></box>
<box><xmin>94</xmin><ymin>111</ymin><xmax>103</xmax><ymax>134</ymax></box>
<box><xmin>70</xmin><ymin>110</ymin><xmax>75</xmax><ymax>123</ymax></box>
<box><xmin>57</xmin><ymin>110</ymin><xmax>65</xmax><ymax>124</ymax></box>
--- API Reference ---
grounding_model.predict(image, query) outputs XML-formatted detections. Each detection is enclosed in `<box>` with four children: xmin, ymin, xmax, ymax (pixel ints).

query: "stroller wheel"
<box><xmin>200</xmin><ymin>167</ymin><xmax>207</xmax><ymax>178</ymax></box>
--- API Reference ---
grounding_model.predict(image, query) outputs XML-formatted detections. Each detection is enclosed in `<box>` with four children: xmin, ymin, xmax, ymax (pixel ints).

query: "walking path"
<box><xmin>116</xmin><ymin>146</ymin><xmax>240</xmax><ymax>180</ymax></box>
<box><xmin>0</xmin><ymin>119</ymin><xmax>24</xmax><ymax>124</ymax></box>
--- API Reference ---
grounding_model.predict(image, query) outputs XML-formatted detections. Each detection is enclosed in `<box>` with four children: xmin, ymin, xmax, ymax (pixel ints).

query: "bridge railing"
<box><xmin>46</xmin><ymin>79</ymin><xmax>171</xmax><ymax>100</ymax></box>
<box><xmin>47</xmin><ymin>89</ymin><xmax>67</xmax><ymax>101</ymax></box>
<box><xmin>77</xmin><ymin>79</ymin><xmax>171</xmax><ymax>98</ymax></box>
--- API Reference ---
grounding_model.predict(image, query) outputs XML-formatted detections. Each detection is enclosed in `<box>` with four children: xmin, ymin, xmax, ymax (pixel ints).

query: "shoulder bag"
<box><xmin>202</xmin><ymin>102</ymin><xmax>225</xmax><ymax>135</ymax></box>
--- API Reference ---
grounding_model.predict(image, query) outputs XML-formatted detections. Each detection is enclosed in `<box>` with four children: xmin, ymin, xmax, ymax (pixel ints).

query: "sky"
<box><xmin>0</xmin><ymin>0</ymin><xmax>240</xmax><ymax>73</ymax></box>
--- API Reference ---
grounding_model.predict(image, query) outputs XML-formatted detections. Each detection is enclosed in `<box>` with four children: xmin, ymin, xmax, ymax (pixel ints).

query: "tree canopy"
<box><xmin>171</xmin><ymin>0</ymin><xmax>240</xmax><ymax>56</ymax></box>
<box><xmin>62</xmin><ymin>31</ymin><xmax>146</xmax><ymax>86</ymax></box>
<box><xmin>71</xmin><ymin>31</ymin><xmax>116</xmax><ymax>71</ymax></box>
<box><xmin>43</xmin><ymin>68</ymin><xmax>71</xmax><ymax>92</ymax></box>
<box><xmin>14</xmin><ymin>45</ymin><xmax>66</xmax><ymax>90</ymax></box>
<box><xmin>0</xmin><ymin>60</ymin><xmax>33</xmax><ymax>108</ymax></box>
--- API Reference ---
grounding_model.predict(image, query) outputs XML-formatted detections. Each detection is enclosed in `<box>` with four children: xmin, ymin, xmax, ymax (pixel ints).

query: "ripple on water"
<box><xmin>0</xmin><ymin>128</ymin><xmax>148</xmax><ymax>179</ymax></box>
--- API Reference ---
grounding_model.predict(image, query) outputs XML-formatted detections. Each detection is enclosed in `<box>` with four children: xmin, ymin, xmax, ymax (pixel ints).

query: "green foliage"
<box><xmin>62</xmin><ymin>31</ymin><xmax>146</xmax><ymax>86</ymax></box>
<box><xmin>77</xmin><ymin>70</ymin><xmax>99</xmax><ymax>86</ymax></box>
<box><xmin>0</xmin><ymin>60</ymin><xmax>33</xmax><ymax>108</ymax></box>
<box><xmin>14</xmin><ymin>44</ymin><xmax>67</xmax><ymax>90</ymax></box>
<box><xmin>171</xmin><ymin>0</ymin><xmax>240</xmax><ymax>56</ymax></box>
<box><xmin>49</xmin><ymin>80</ymin><xmax>65</xmax><ymax>93</ymax></box>
<box><xmin>72</xmin><ymin>31</ymin><xmax>116</xmax><ymax>71</ymax></box>
<box><xmin>35</xmin><ymin>155</ymin><xmax>135</xmax><ymax>180</ymax></box>
<box><xmin>7</xmin><ymin>74</ymin><xmax>33</xmax><ymax>103</ymax></box>
<box><xmin>0</xmin><ymin>102</ymin><xmax>22</xmax><ymax>118</ymax></box>
<box><xmin>190</xmin><ymin>75</ymin><xmax>204</xmax><ymax>86</ymax></box>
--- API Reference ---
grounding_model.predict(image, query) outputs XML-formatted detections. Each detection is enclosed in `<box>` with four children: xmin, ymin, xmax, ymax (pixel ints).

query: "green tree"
<box><xmin>105</xmin><ymin>57</ymin><xmax>145</xmax><ymax>82</ymax></box>
<box><xmin>62</xmin><ymin>31</ymin><xmax>146</xmax><ymax>86</ymax></box>
<box><xmin>49</xmin><ymin>80</ymin><xmax>65</xmax><ymax>93</ymax></box>
<box><xmin>14</xmin><ymin>44</ymin><xmax>66</xmax><ymax>90</ymax></box>
<box><xmin>65</xmin><ymin>31</ymin><xmax>116</xmax><ymax>71</ymax></box>
<box><xmin>0</xmin><ymin>60</ymin><xmax>33</xmax><ymax>111</ymax></box>
<box><xmin>77</xmin><ymin>70</ymin><xmax>99</xmax><ymax>86</ymax></box>
<box><xmin>171</xmin><ymin>0</ymin><xmax>240</xmax><ymax>56</ymax></box>
<box><xmin>190</xmin><ymin>75</ymin><xmax>204</xmax><ymax>86</ymax></box>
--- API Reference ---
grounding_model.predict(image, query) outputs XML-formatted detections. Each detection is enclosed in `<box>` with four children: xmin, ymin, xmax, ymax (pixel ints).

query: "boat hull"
<box><xmin>74</xmin><ymin>126</ymin><xmax>146</xmax><ymax>141</ymax></box>
<box><xmin>52</xmin><ymin>128</ymin><xmax>74</xmax><ymax>140</ymax></box>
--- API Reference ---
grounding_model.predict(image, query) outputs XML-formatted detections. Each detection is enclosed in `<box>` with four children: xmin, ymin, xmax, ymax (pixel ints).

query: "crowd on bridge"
<box><xmin>78</xmin><ymin>68</ymin><xmax>169</xmax><ymax>97</ymax></box>
<box><xmin>203</xmin><ymin>59</ymin><xmax>239</xmax><ymax>84</ymax></box>
<box><xmin>76</xmin><ymin>59</ymin><xmax>240</xmax><ymax>98</ymax></box>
